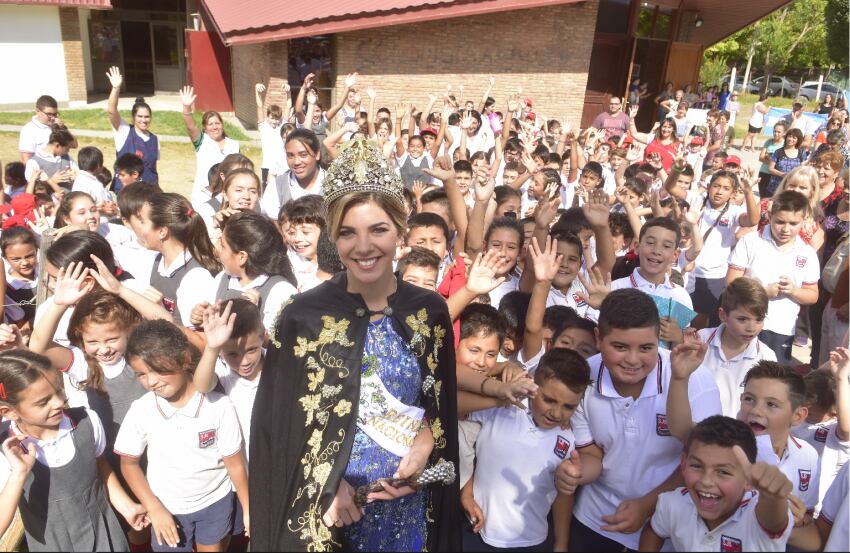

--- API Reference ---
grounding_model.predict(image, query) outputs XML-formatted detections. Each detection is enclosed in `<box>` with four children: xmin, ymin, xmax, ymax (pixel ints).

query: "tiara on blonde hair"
<box><xmin>323</xmin><ymin>140</ymin><xmax>405</xmax><ymax>210</ymax></box>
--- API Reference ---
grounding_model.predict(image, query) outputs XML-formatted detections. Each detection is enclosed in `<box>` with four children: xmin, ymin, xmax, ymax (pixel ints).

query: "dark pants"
<box><xmin>261</xmin><ymin>167</ymin><xmax>269</xmax><ymax>190</ymax></box>
<box><xmin>809</xmin><ymin>282</ymin><xmax>830</xmax><ymax>365</ymax></box>
<box><xmin>758</xmin><ymin>172</ymin><xmax>773</xmax><ymax>199</ymax></box>
<box><xmin>692</xmin><ymin>277</ymin><xmax>725</xmax><ymax>326</ymax></box>
<box><xmin>568</xmin><ymin>516</ymin><xmax>635</xmax><ymax>553</ymax></box>
<box><xmin>760</xmin><ymin>329</ymin><xmax>794</xmax><ymax>364</ymax></box>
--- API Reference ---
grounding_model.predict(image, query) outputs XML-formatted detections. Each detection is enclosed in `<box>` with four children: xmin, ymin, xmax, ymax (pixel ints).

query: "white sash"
<box><xmin>357</xmin><ymin>368</ymin><xmax>424</xmax><ymax>458</ymax></box>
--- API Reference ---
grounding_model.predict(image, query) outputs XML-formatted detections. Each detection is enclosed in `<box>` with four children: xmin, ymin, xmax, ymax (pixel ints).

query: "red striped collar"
<box><xmin>155</xmin><ymin>391</ymin><xmax>205</xmax><ymax>420</ymax></box>
<box><xmin>596</xmin><ymin>353</ymin><xmax>664</xmax><ymax>397</ymax></box>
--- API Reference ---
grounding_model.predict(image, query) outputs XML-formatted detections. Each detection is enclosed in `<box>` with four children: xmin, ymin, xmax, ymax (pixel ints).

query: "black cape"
<box><xmin>249</xmin><ymin>272</ymin><xmax>461</xmax><ymax>551</ymax></box>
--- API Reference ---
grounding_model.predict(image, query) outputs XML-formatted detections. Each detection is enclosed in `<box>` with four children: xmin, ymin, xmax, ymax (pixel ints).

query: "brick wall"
<box><xmin>334</xmin><ymin>0</ymin><xmax>599</xmax><ymax>127</ymax></box>
<box><xmin>231</xmin><ymin>41</ymin><xmax>289</xmax><ymax>127</ymax></box>
<box><xmin>231</xmin><ymin>1</ymin><xmax>598</xmax><ymax>129</ymax></box>
<box><xmin>58</xmin><ymin>7</ymin><xmax>87</xmax><ymax>103</ymax></box>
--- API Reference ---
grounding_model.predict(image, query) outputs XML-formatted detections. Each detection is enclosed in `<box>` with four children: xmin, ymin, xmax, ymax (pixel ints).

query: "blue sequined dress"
<box><xmin>342</xmin><ymin>317</ymin><xmax>427</xmax><ymax>552</ymax></box>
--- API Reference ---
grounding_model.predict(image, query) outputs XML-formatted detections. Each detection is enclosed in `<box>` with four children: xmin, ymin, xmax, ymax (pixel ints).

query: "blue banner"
<box><xmin>762</xmin><ymin>108</ymin><xmax>828</xmax><ymax>136</ymax></box>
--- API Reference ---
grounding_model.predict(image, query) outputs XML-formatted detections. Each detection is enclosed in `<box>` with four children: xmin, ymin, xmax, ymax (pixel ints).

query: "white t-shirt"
<box><xmin>571</xmin><ymin>349</ymin><xmax>722</xmax><ymax>550</ymax></box>
<box><xmin>694</xmin><ymin>202</ymin><xmax>747</xmax><ymax>279</ymax></box>
<box><xmin>259</xmin><ymin>169</ymin><xmax>325</xmax><ymax>219</ymax></box>
<box><xmin>219</xmin><ymin>370</ymin><xmax>261</xmax><ymax>462</ymax></box>
<box><xmin>258</xmin><ymin>120</ymin><xmax>284</xmax><ymax>170</ymax></box>
<box><xmin>0</xmin><ymin>409</ymin><xmax>106</xmax><ymax>489</ymax></box>
<box><xmin>820</xmin><ymin>463</ymin><xmax>849</xmax><ymax>552</ymax></box>
<box><xmin>191</xmin><ymin>133</ymin><xmax>240</xmax><ymax>208</ymax></box>
<box><xmin>611</xmin><ymin>268</ymin><xmax>694</xmax><ymax>311</ymax></box>
<box><xmin>18</xmin><ymin>116</ymin><xmax>52</xmax><ymax>155</ymax></box>
<box><xmin>469</xmin><ymin>402</ymin><xmax>575</xmax><ymax>548</ymax></box>
<box><xmin>488</xmin><ymin>271</ymin><xmax>520</xmax><ymax>308</ymax></box>
<box><xmin>72</xmin><ymin>171</ymin><xmax>109</xmax><ymax>203</ymax></box>
<box><xmin>651</xmin><ymin>487</ymin><xmax>792</xmax><ymax>552</ymax></box>
<box><xmin>728</xmin><ymin>227</ymin><xmax>820</xmax><ymax>335</ymax></box>
<box><xmin>207</xmin><ymin>273</ymin><xmax>296</xmax><ymax>333</ymax></box>
<box><xmin>697</xmin><ymin>325</ymin><xmax>777</xmax><ymax>417</ymax></box>
<box><xmin>114</xmin><ymin>391</ymin><xmax>242</xmax><ymax>514</ymax></box>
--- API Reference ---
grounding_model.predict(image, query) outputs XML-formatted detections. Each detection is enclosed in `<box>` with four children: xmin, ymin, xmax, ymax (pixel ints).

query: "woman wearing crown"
<box><xmin>249</xmin><ymin>140</ymin><xmax>461</xmax><ymax>551</ymax></box>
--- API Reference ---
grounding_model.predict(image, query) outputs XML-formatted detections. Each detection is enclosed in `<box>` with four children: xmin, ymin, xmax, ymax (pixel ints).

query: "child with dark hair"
<box><xmin>315</xmin><ymin>228</ymin><xmax>344</xmax><ymax>280</ymax></box>
<box><xmin>497</xmin><ymin>290</ymin><xmax>530</xmax><ymax>360</ymax></box>
<box><xmin>23</xmin><ymin>127</ymin><xmax>77</xmax><ymax>193</ymax></box>
<box><xmin>73</xmin><ymin>146</ymin><xmax>116</xmax><ymax>217</ymax></box>
<box><xmin>406</xmin><ymin>212</ymin><xmax>452</xmax><ymax>283</ymax></box>
<box><xmin>454</xmin><ymin>159</ymin><xmax>475</xmax><ymax>207</ymax></box>
<box><xmin>1</xmin><ymin>227</ymin><xmax>38</xmax><ymax>328</ymax></box>
<box><xmin>556</xmin><ymin>288</ymin><xmax>721</xmax><ymax>552</ymax></box>
<box><xmin>4</xmin><ymin>161</ymin><xmax>28</xmax><ymax>199</ymax></box>
<box><xmin>114</xmin><ymin>153</ymin><xmax>145</xmax><ymax>190</ymax></box>
<box><xmin>397</xmin><ymin>246</ymin><xmax>441</xmax><ymax>291</ymax></box>
<box><xmin>727</xmin><ymin>190</ymin><xmax>820</xmax><ymax>363</ymax></box>
<box><xmin>462</xmin><ymin>348</ymin><xmax>590</xmax><ymax>552</ymax></box>
<box><xmin>278</xmin><ymin>194</ymin><xmax>326</xmax><ymax>291</ymax></box>
<box><xmin>640</xmin><ymin>416</ymin><xmax>793</xmax><ymax>552</ymax></box>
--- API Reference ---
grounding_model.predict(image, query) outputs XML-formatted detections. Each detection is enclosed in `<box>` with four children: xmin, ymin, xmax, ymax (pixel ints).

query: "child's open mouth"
<box><xmin>694</xmin><ymin>490</ymin><xmax>722</xmax><ymax>511</ymax></box>
<box><xmin>749</xmin><ymin>422</ymin><xmax>767</xmax><ymax>433</ymax></box>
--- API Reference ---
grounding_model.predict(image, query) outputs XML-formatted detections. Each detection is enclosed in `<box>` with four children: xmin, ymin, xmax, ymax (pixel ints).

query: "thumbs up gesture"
<box><xmin>555</xmin><ymin>450</ymin><xmax>583</xmax><ymax>495</ymax></box>
<box><xmin>733</xmin><ymin>445</ymin><xmax>792</xmax><ymax>501</ymax></box>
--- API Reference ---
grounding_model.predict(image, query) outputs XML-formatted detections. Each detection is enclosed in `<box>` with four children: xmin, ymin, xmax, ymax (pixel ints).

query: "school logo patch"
<box><xmin>161</xmin><ymin>297</ymin><xmax>176</xmax><ymax>314</ymax></box>
<box><xmin>572</xmin><ymin>293</ymin><xmax>587</xmax><ymax>307</ymax></box>
<box><xmin>815</xmin><ymin>427</ymin><xmax>829</xmax><ymax>443</ymax></box>
<box><xmin>719</xmin><ymin>217</ymin><xmax>730</xmax><ymax>227</ymax></box>
<box><xmin>720</xmin><ymin>535</ymin><xmax>743</xmax><ymax>552</ymax></box>
<box><xmin>554</xmin><ymin>435</ymin><xmax>570</xmax><ymax>459</ymax></box>
<box><xmin>135</xmin><ymin>149</ymin><xmax>145</xmax><ymax>159</ymax></box>
<box><xmin>798</xmin><ymin>469</ymin><xmax>811</xmax><ymax>492</ymax></box>
<box><xmin>796</xmin><ymin>255</ymin><xmax>807</xmax><ymax>268</ymax></box>
<box><xmin>198</xmin><ymin>429</ymin><xmax>217</xmax><ymax>449</ymax></box>
<box><xmin>656</xmin><ymin>414</ymin><xmax>671</xmax><ymax>436</ymax></box>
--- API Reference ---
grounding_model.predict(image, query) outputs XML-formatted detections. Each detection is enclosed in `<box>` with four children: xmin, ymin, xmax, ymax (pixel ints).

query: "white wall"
<box><xmin>0</xmin><ymin>5</ymin><xmax>69</xmax><ymax>104</ymax></box>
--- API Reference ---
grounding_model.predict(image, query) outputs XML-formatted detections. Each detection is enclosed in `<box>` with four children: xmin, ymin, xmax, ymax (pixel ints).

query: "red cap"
<box><xmin>524</xmin><ymin>98</ymin><xmax>534</xmax><ymax>107</ymax></box>
<box><xmin>689</xmin><ymin>136</ymin><xmax>705</xmax><ymax>145</ymax></box>
<box><xmin>621</xmin><ymin>135</ymin><xmax>634</xmax><ymax>145</ymax></box>
<box><xmin>419</xmin><ymin>127</ymin><xmax>437</xmax><ymax>137</ymax></box>
<box><xmin>725</xmin><ymin>155</ymin><xmax>742</xmax><ymax>166</ymax></box>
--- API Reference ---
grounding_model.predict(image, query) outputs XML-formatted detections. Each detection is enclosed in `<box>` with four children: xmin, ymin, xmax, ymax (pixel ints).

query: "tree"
<box><xmin>824</xmin><ymin>0</ymin><xmax>849</xmax><ymax>68</ymax></box>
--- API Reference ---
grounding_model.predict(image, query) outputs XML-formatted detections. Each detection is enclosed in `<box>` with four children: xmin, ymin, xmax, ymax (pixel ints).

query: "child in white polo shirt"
<box><xmin>554</xmin><ymin>289</ymin><xmax>721</xmax><ymax>552</ymax></box>
<box><xmin>640</xmin><ymin>416</ymin><xmax>794</xmax><ymax>552</ymax></box>
<box><xmin>727</xmin><ymin>190</ymin><xmax>820</xmax><ymax>364</ymax></box>
<box><xmin>698</xmin><ymin>277</ymin><xmax>776</xmax><ymax>417</ymax></box>
<box><xmin>793</xmin><ymin>348</ymin><xmax>849</xmax><ymax>510</ymax></box>
<box><xmin>462</xmin><ymin>348</ymin><xmax>591</xmax><ymax>552</ymax></box>
<box><xmin>115</xmin><ymin>320</ymin><xmax>249</xmax><ymax>552</ymax></box>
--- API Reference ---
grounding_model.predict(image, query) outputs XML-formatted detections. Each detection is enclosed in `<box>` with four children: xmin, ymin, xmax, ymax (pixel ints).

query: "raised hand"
<box><xmin>473</xmin><ymin>169</ymin><xmax>495</xmax><ymax>203</ymax></box>
<box><xmin>0</xmin><ymin>324</ymin><xmax>23</xmax><ymax>351</ymax></box>
<box><xmin>52</xmin><ymin>262</ymin><xmax>94</xmax><ymax>307</ymax></box>
<box><xmin>179</xmin><ymin>85</ymin><xmax>196</xmax><ymax>108</ymax></box>
<box><xmin>583</xmin><ymin>189</ymin><xmax>611</xmax><ymax>228</ymax></box>
<box><xmin>343</xmin><ymin>72</ymin><xmax>356</xmax><ymax>89</ymax></box>
<box><xmin>824</xmin><ymin>347</ymin><xmax>850</xmax><ymax>379</ymax></box>
<box><xmin>255</xmin><ymin>83</ymin><xmax>266</xmax><ymax>94</ymax></box>
<box><xmin>670</xmin><ymin>335</ymin><xmax>708</xmax><ymax>381</ymax></box>
<box><xmin>412</xmin><ymin>179</ymin><xmax>426</xmax><ymax>199</ymax></box>
<box><xmin>684</xmin><ymin>208</ymin><xmax>700</xmax><ymax>226</ymax></box>
<box><xmin>427</xmin><ymin>92</ymin><xmax>438</xmax><ymax>104</ymax></box>
<box><xmin>202</xmin><ymin>301</ymin><xmax>236</xmax><ymax>350</ymax></box>
<box><xmin>1</xmin><ymin>436</ymin><xmax>37</xmax><ymax>477</ymax></box>
<box><xmin>306</xmin><ymin>89</ymin><xmax>318</xmax><ymax>105</ymax></box>
<box><xmin>465</xmin><ymin>250</ymin><xmax>507</xmax><ymax>296</ymax></box>
<box><xmin>106</xmin><ymin>66</ymin><xmax>123</xmax><ymax>89</ymax></box>
<box><xmin>507</xmin><ymin>95</ymin><xmax>519</xmax><ymax>113</ymax></box>
<box><xmin>732</xmin><ymin>445</ymin><xmax>792</xmax><ymax>501</ymax></box>
<box><xmin>441</xmin><ymin>103</ymin><xmax>454</xmax><ymax>123</ymax></box>
<box><xmin>460</xmin><ymin>113</ymin><xmax>474</xmax><ymax>130</ymax></box>
<box><xmin>528</xmin><ymin>236</ymin><xmax>561</xmax><ymax>283</ymax></box>
<box><xmin>305</xmin><ymin>73</ymin><xmax>317</xmax><ymax>88</ymax></box>
<box><xmin>366</xmin><ymin>86</ymin><xmax>377</xmax><ymax>100</ymax></box>
<box><xmin>26</xmin><ymin>206</ymin><xmax>51</xmax><ymax>237</ymax></box>
<box><xmin>88</xmin><ymin>254</ymin><xmax>122</xmax><ymax>294</ymax></box>
<box><xmin>555</xmin><ymin>450</ymin><xmax>582</xmax><ymax>495</ymax></box>
<box><xmin>521</xmin><ymin>151</ymin><xmax>538</xmax><ymax>175</ymax></box>
<box><xmin>628</xmin><ymin>105</ymin><xmax>638</xmax><ymax>118</ymax></box>
<box><xmin>488</xmin><ymin>75</ymin><xmax>496</xmax><ymax>87</ymax></box>
<box><xmin>423</xmin><ymin>155</ymin><xmax>455</xmax><ymax>183</ymax></box>
<box><xmin>576</xmin><ymin>267</ymin><xmax>611</xmax><ymax>309</ymax></box>
<box><xmin>281</xmin><ymin>82</ymin><xmax>291</xmax><ymax>95</ymax></box>
<box><xmin>533</xmin><ymin>197</ymin><xmax>560</xmax><ymax>230</ymax></box>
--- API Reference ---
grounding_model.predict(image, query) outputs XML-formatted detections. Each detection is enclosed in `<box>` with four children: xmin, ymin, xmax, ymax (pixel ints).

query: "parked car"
<box><xmin>797</xmin><ymin>81</ymin><xmax>848</xmax><ymax>102</ymax></box>
<box><xmin>750</xmin><ymin>76</ymin><xmax>798</xmax><ymax>97</ymax></box>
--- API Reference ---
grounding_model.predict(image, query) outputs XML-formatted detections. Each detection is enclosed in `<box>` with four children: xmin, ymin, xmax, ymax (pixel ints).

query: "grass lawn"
<box><xmin>0</xmin><ymin>132</ymin><xmax>261</xmax><ymax>199</ymax></box>
<box><xmin>0</xmin><ymin>109</ymin><xmax>251</xmax><ymax>141</ymax></box>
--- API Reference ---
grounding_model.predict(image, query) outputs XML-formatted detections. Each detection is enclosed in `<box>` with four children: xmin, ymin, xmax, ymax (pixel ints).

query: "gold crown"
<box><xmin>323</xmin><ymin>139</ymin><xmax>405</xmax><ymax>210</ymax></box>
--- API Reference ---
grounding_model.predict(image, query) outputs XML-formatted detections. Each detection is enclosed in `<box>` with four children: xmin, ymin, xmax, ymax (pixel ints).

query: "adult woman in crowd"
<box><xmin>105</xmin><ymin>66</ymin><xmax>159</xmax><ymax>187</ymax></box>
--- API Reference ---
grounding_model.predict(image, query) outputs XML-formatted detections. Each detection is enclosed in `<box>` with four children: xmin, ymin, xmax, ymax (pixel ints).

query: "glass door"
<box><xmin>152</xmin><ymin>23</ymin><xmax>183</xmax><ymax>92</ymax></box>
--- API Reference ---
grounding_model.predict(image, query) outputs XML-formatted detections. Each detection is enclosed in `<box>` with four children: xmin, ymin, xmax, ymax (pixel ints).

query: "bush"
<box><xmin>700</xmin><ymin>57</ymin><xmax>729</xmax><ymax>88</ymax></box>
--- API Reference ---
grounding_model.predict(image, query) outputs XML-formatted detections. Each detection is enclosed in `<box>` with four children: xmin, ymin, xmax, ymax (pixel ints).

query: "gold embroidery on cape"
<box><xmin>287</xmin><ymin>316</ymin><xmax>354</xmax><ymax>551</ymax></box>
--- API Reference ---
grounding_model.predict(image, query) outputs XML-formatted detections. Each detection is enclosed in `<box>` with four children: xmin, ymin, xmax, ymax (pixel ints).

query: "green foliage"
<box><xmin>824</xmin><ymin>0</ymin><xmax>849</xmax><ymax>67</ymax></box>
<box><xmin>700</xmin><ymin>57</ymin><xmax>729</xmax><ymax>87</ymax></box>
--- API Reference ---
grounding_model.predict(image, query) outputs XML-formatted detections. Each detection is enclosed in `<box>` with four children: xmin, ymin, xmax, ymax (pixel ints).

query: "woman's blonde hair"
<box><xmin>776</xmin><ymin>165</ymin><xmax>821</xmax><ymax>220</ymax></box>
<box><xmin>326</xmin><ymin>191</ymin><xmax>406</xmax><ymax>241</ymax></box>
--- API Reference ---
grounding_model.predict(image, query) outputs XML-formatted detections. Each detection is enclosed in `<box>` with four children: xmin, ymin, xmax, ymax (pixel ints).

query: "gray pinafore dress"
<box><xmin>6</xmin><ymin>408</ymin><xmax>128</xmax><ymax>551</ymax></box>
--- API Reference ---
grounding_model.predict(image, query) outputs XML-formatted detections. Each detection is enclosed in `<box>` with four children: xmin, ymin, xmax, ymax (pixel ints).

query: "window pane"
<box><xmin>595</xmin><ymin>0</ymin><xmax>630</xmax><ymax>34</ymax></box>
<box><xmin>288</xmin><ymin>36</ymin><xmax>334</xmax><ymax>109</ymax></box>
<box><xmin>654</xmin><ymin>7</ymin><xmax>672</xmax><ymax>38</ymax></box>
<box><xmin>635</xmin><ymin>6</ymin><xmax>654</xmax><ymax>38</ymax></box>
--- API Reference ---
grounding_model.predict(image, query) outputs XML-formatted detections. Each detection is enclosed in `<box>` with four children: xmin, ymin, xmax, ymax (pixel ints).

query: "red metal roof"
<box><xmin>202</xmin><ymin>0</ymin><xmax>584</xmax><ymax>45</ymax></box>
<box><xmin>0</xmin><ymin>0</ymin><xmax>112</xmax><ymax>7</ymax></box>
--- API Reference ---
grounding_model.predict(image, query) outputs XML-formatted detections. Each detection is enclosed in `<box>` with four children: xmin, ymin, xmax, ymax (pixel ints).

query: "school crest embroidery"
<box><xmin>198</xmin><ymin>429</ymin><xmax>217</xmax><ymax>449</ymax></box>
<box><xmin>720</xmin><ymin>535</ymin><xmax>743</xmax><ymax>552</ymax></box>
<box><xmin>796</xmin><ymin>255</ymin><xmax>807</xmax><ymax>268</ymax></box>
<box><xmin>572</xmin><ymin>293</ymin><xmax>587</xmax><ymax>307</ymax></box>
<box><xmin>656</xmin><ymin>414</ymin><xmax>671</xmax><ymax>436</ymax></box>
<box><xmin>554</xmin><ymin>435</ymin><xmax>570</xmax><ymax>459</ymax></box>
<box><xmin>719</xmin><ymin>217</ymin><xmax>730</xmax><ymax>227</ymax></box>
<box><xmin>161</xmin><ymin>297</ymin><xmax>176</xmax><ymax>314</ymax></box>
<box><xmin>814</xmin><ymin>427</ymin><xmax>829</xmax><ymax>443</ymax></box>
<box><xmin>798</xmin><ymin>469</ymin><xmax>811</xmax><ymax>492</ymax></box>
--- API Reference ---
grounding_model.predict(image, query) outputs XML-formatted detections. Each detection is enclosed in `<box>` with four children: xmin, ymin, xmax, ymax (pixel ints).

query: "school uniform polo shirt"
<box><xmin>469</xmin><ymin>402</ymin><xmax>575</xmax><ymax>548</ymax></box>
<box><xmin>571</xmin><ymin>349</ymin><xmax>722</xmax><ymax>550</ymax></box>
<box><xmin>219</xmin><ymin>371</ymin><xmax>261</xmax><ymax>462</ymax></box>
<box><xmin>694</xmin><ymin>203</ymin><xmax>747</xmax><ymax>279</ymax></box>
<box><xmin>792</xmin><ymin>420</ymin><xmax>849</xmax><ymax>511</ymax></box>
<box><xmin>545</xmin><ymin>278</ymin><xmax>598</xmax><ymax>321</ymax></box>
<box><xmin>697</xmin><ymin>325</ymin><xmax>777</xmax><ymax>417</ymax></box>
<box><xmin>650</xmin><ymin>487</ymin><xmax>792</xmax><ymax>552</ymax></box>
<box><xmin>71</xmin><ymin>171</ymin><xmax>109</xmax><ymax>204</ymax></box>
<box><xmin>611</xmin><ymin>268</ymin><xmax>694</xmax><ymax>311</ymax></box>
<box><xmin>18</xmin><ymin>116</ymin><xmax>52</xmax><ymax>155</ymax></box>
<box><xmin>820</xmin><ymin>464</ymin><xmax>849</xmax><ymax>551</ymax></box>
<box><xmin>756</xmin><ymin>435</ymin><xmax>821</xmax><ymax>512</ymax></box>
<box><xmin>728</xmin><ymin>227</ymin><xmax>820</xmax><ymax>336</ymax></box>
<box><xmin>114</xmin><ymin>391</ymin><xmax>242</xmax><ymax>515</ymax></box>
